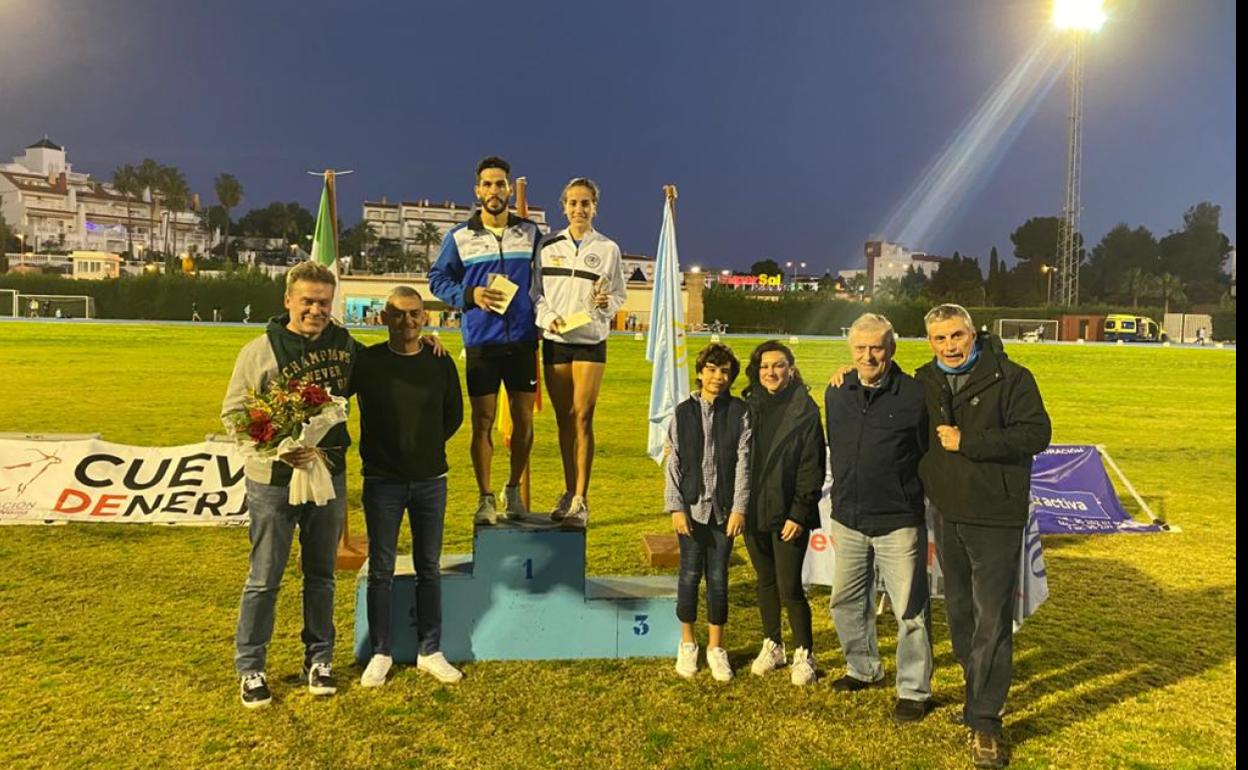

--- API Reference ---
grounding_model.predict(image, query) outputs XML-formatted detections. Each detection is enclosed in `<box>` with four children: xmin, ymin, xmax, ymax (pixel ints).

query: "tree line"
<box><xmin>874</xmin><ymin>203</ymin><xmax>1232</xmax><ymax>311</ymax></box>
<box><xmin>745</xmin><ymin>202</ymin><xmax>1233</xmax><ymax>312</ymax></box>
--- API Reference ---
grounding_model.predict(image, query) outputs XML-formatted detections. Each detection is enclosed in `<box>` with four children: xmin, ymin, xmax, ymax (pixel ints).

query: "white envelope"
<box><xmin>559</xmin><ymin>310</ymin><xmax>593</xmax><ymax>333</ymax></box>
<box><xmin>486</xmin><ymin>273</ymin><xmax>519</xmax><ymax>314</ymax></box>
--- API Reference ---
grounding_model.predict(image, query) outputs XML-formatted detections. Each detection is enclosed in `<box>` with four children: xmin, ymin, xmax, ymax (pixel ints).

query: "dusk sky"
<box><xmin>0</xmin><ymin>0</ymin><xmax>1235</xmax><ymax>273</ymax></box>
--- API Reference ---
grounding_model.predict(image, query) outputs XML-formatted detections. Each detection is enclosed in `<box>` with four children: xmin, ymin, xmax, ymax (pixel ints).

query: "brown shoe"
<box><xmin>970</xmin><ymin>730</ymin><xmax>1008</xmax><ymax>768</ymax></box>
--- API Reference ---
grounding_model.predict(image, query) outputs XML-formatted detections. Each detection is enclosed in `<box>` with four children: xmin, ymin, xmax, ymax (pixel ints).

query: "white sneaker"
<box><xmin>473</xmin><ymin>494</ymin><xmax>498</xmax><ymax>526</ymax></box>
<box><xmin>417</xmin><ymin>651</ymin><xmax>463</xmax><ymax>684</ymax></box>
<box><xmin>500</xmin><ymin>485</ymin><xmax>528</xmax><ymax>521</ymax></box>
<box><xmin>360</xmin><ymin>654</ymin><xmax>392</xmax><ymax>688</ymax></box>
<box><xmin>675</xmin><ymin>642</ymin><xmax>699</xmax><ymax>679</ymax></box>
<box><xmin>707</xmin><ymin>646</ymin><xmax>733</xmax><ymax>682</ymax></box>
<box><xmin>790</xmin><ymin>647</ymin><xmax>816</xmax><ymax>686</ymax></box>
<box><xmin>750</xmin><ymin>638</ymin><xmax>786</xmax><ymax>676</ymax></box>
<box><xmin>549</xmin><ymin>492</ymin><xmax>572</xmax><ymax>521</ymax></box>
<box><xmin>560</xmin><ymin>496</ymin><xmax>588</xmax><ymax>530</ymax></box>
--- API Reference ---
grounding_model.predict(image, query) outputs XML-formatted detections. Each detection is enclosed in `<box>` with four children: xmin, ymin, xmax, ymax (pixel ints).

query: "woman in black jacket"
<box><xmin>741</xmin><ymin>341</ymin><xmax>827</xmax><ymax>685</ymax></box>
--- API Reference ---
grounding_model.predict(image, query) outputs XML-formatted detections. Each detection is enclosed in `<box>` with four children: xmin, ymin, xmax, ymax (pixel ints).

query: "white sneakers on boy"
<box><xmin>706</xmin><ymin>646</ymin><xmax>733</xmax><ymax>682</ymax></box>
<box><xmin>790</xmin><ymin>647</ymin><xmax>817</xmax><ymax>686</ymax></box>
<box><xmin>417</xmin><ymin>651</ymin><xmax>464</xmax><ymax>684</ymax></box>
<box><xmin>360</xmin><ymin>654</ymin><xmax>393</xmax><ymax>688</ymax></box>
<box><xmin>750</xmin><ymin>638</ymin><xmax>787</xmax><ymax>676</ymax></box>
<box><xmin>675</xmin><ymin>642</ymin><xmax>699</xmax><ymax>679</ymax></box>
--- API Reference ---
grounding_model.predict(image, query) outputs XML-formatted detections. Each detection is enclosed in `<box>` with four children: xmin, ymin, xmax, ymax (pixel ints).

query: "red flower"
<box><xmin>300</xmin><ymin>383</ymin><xmax>330</xmax><ymax>407</ymax></box>
<box><xmin>248</xmin><ymin>418</ymin><xmax>275</xmax><ymax>443</ymax></box>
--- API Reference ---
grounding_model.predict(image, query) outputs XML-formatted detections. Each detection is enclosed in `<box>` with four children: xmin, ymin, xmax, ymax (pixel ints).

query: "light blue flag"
<box><xmin>646</xmin><ymin>196</ymin><xmax>689</xmax><ymax>464</ymax></box>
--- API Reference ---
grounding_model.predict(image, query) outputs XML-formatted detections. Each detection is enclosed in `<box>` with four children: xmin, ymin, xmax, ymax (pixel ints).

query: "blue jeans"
<box><xmin>829</xmin><ymin>519</ymin><xmax>933</xmax><ymax>701</ymax></box>
<box><xmin>676</xmin><ymin>517</ymin><xmax>733</xmax><ymax>626</ymax></box>
<box><xmin>234</xmin><ymin>476</ymin><xmax>346</xmax><ymax>676</ymax></box>
<box><xmin>363</xmin><ymin>477</ymin><xmax>448</xmax><ymax>656</ymax></box>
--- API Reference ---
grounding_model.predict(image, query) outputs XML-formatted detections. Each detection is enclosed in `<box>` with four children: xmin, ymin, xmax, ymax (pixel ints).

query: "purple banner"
<box><xmin>1030</xmin><ymin>445</ymin><xmax>1162</xmax><ymax>534</ymax></box>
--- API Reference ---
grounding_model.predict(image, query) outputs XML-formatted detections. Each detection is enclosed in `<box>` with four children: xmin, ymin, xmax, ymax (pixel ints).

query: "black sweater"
<box><xmin>350</xmin><ymin>342</ymin><xmax>464</xmax><ymax>481</ymax></box>
<box><xmin>746</xmin><ymin>381</ymin><xmax>826</xmax><ymax>532</ymax></box>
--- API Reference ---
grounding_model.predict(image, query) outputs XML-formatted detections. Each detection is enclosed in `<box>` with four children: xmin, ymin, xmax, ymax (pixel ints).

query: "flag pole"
<box><xmin>308</xmin><ymin>168</ymin><xmax>367</xmax><ymax>569</ymax></box>
<box><xmin>513</xmin><ymin>176</ymin><xmax>534</xmax><ymax>510</ymax></box>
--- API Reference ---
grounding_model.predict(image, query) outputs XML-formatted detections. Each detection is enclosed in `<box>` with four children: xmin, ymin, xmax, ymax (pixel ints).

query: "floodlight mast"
<box><xmin>1052</xmin><ymin>0</ymin><xmax>1104</xmax><ymax>308</ymax></box>
<box><xmin>1055</xmin><ymin>30</ymin><xmax>1086</xmax><ymax>308</ymax></box>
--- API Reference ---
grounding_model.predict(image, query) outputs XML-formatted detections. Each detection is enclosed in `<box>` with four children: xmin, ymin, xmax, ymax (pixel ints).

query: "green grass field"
<box><xmin>0</xmin><ymin>321</ymin><xmax>1235</xmax><ymax>769</ymax></box>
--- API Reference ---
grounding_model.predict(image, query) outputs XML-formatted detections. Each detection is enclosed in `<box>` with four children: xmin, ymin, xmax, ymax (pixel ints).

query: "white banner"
<box><xmin>0</xmin><ymin>438</ymin><xmax>248</xmax><ymax>526</ymax></box>
<box><xmin>802</xmin><ymin>464</ymin><xmax>1049</xmax><ymax>630</ymax></box>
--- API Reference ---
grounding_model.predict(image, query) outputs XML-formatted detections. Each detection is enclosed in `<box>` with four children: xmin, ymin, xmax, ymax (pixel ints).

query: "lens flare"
<box><xmin>1053</xmin><ymin>0</ymin><xmax>1107</xmax><ymax>32</ymax></box>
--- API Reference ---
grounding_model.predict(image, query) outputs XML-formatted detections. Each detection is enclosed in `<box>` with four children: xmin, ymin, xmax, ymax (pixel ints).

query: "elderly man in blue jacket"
<box><xmin>825</xmin><ymin>312</ymin><xmax>933</xmax><ymax>724</ymax></box>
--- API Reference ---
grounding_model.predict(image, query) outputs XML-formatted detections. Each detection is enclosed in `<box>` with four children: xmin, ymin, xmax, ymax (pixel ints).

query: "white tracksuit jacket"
<box><xmin>532</xmin><ymin>227</ymin><xmax>627</xmax><ymax>345</ymax></box>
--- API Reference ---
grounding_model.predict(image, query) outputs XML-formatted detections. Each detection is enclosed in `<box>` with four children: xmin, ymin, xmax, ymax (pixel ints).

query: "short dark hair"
<box><xmin>475</xmin><ymin>156</ymin><xmax>511</xmax><ymax>181</ymax></box>
<box><xmin>694</xmin><ymin>342</ymin><xmax>740</xmax><ymax>390</ymax></box>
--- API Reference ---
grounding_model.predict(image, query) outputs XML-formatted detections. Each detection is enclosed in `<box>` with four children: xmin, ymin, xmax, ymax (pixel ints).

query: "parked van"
<box><xmin>1104</xmin><ymin>314</ymin><xmax>1167</xmax><ymax>342</ymax></box>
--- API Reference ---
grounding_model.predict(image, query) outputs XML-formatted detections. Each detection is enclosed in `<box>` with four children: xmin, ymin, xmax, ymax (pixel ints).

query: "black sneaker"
<box><xmin>893</xmin><ymin>698</ymin><xmax>932</xmax><ymax>722</ymax></box>
<box><xmin>305</xmin><ymin>662</ymin><xmax>338</xmax><ymax>696</ymax></box>
<box><xmin>239</xmin><ymin>672</ymin><xmax>272</xmax><ymax>709</ymax></box>
<box><xmin>830</xmin><ymin>674</ymin><xmax>884</xmax><ymax>693</ymax></box>
<box><xmin>970</xmin><ymin>730</ymin><xmax>1008</xmax><ymax>769</ymax></box>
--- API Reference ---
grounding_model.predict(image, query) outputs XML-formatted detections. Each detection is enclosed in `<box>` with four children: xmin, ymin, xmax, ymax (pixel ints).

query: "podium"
<box><xmin>354</xmin><ymin>521</ymin><xmax>679</xmax><ymax>663</ymax></box>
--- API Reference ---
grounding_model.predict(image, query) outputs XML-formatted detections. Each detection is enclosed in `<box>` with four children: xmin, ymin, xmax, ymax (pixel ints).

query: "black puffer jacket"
<box><xmin>746</xmin><ymin>382</ymin><xmax>826</xmax><ymax>532</ymax></box>
<box><xmin>915</xmin><ymin>333</ymin><xmax>1051</xmax><ymax>527</ymax></box>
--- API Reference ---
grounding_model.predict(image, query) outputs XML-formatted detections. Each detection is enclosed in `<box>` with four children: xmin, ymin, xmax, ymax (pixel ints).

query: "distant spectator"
<box><xmin>213</xmin><ymin>306</ymin><xmax>222</xmax><ymax>322</ymax></box>
<box><xmin>191</xmin><ymin>301</ymin><xmax>202</xmax><ymax>322</ymax></box>
<box><xmin>1196</xmin><ymin>327</ymin><xmax>1208</xmax><ymax>346</ymax></box>
<box><xmin>28</xmin><ymin>298</ymin><xmax>39</xmax><ymax>318</ymax></box>
<box><xmin>243</xmin><ymin>304</ymin><xmax>252</xmax><ymax>324</ymax></box>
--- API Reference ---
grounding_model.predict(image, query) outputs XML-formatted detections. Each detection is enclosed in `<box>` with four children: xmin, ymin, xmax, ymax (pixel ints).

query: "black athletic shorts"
<box><xmin>543</xmin><ymin>339</ymin><xmax>607</xmax><ymax>365</ymax></box>
<box><xmin>465</xmin><ymin>341</ymin><xmax>539</xmax><ymax>398</ymax></box>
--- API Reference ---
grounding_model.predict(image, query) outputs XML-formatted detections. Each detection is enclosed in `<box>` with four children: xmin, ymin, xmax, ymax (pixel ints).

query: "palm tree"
<box><xmin>135</xmin><ymin>158</ymin><xmax>163</xmax><ymax>258</ymax></box>
<box><xmin>112</xmin><ymin>164</ymin><xmax>141</xmax><ymax>258</ymax></box>
<box><xmin>213</xmin><ymin>173</ymin><xmax>243</xmax><ymax>262</ymax></box>
<box><xmin>1153</xmin><ymin>273</ymin><xmax>1187</xmax><ymax>315</ymax></box>
<box><xmin>158</xmin><ymin>167</ymin><xmax>191</xmax><ymax>258</ymax></box>
<box><xmin>1118</xmin><ymin>267</ymin><xmax>1153</xmax><ymax>308</ymax></box>
<box><xmin>414</xmin><ymin>222</ymin><xmax>443</xmax><ymax>269</ymax></box>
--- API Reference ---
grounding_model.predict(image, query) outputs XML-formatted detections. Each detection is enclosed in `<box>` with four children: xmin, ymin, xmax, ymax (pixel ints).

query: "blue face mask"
<box><xmin>935</xmin><ymin>342</ymin><xmax>980</xmax><ymax>374</ymax></box>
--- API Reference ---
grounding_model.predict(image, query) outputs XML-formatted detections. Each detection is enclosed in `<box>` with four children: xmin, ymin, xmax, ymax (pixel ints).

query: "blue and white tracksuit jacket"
<box><xmin>533</xmin><ymin>227</ymin><xmax>628</xmax><ymax>345</ymax></box>
<box><xmin>428</xmin><ymin>211</ymin><xmax>541</xmax><ymax>349</ymax></box>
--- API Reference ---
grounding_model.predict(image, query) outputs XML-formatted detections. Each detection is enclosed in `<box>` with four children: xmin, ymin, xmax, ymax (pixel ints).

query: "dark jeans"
<box><xmin>235</xmin><ymin>476</ymin><xmax>346</xmax><ymax>676</ymax></box>
<box><xmin>363</xmin><ymin>477</ymin><xmax>448</xmax><ymax>656</ymax></box>
<box><xmin>676</xmin><ymin>517</ymin><xmax>733</xmax><ymax>626</ymax></box>
<box><xmin>932</xmin><ymin>513</ymin><xmax>1023</xmax><ymax>736</ymax></box>
<box><xmin>744</xmin><ymin>528</ymin><xmax>813</xmax><ymax>650</ymax></box>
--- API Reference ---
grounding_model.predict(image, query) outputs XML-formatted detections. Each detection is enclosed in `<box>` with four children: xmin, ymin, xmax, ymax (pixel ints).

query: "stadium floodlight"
<box><xmin>1052</xmin><ymin>0</ymin><xmax>1106</xmax><ymax>32</ymax></box>
<box><xmin>1052</xmin><ymin>0</ymin><xmax>1106</xmax><ymax>307</ymax></box>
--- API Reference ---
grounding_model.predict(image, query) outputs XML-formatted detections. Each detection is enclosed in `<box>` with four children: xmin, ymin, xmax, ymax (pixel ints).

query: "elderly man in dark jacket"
<box><xmin>825</xmin><ymin>313</ymin><xmax>933</xmax><ymax>723</ymax></box>
<box><xmin>917</xmin><ymin>304</ymin><xmax>1051</xmax><ymax>769</ymax></box>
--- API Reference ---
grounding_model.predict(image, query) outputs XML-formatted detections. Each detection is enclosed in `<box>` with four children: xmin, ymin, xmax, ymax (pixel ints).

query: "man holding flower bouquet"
<box><xmin>222</xmin><ymin>261</ymin><xmax>363</xmax><ymax>709</ymax></box>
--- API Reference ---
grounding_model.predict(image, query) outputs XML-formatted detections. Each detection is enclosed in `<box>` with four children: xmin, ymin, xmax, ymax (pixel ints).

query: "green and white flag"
<box><xmin>309</xmin><ymin>171</ymin><xmax>343</xmax><ymax>319</ymax></box>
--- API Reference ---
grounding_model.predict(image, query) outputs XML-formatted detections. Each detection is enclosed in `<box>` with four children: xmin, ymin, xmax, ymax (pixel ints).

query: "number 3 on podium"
<box><xmin>633</xmin><ymin>615</ymin><xmax>649</xmax><ymax>636</ymax></box>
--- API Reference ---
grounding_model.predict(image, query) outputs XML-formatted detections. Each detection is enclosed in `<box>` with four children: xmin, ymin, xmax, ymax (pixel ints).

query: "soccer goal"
<box><xmin>994</xmin><ymin>318</ymin><xmax>1059</xmax><ymax>343</ymax></box>
<box><xmin>17</xmin><ymin>293</ymin><xmax>96</xmax><ymax>319</ymax></box>
<box><xmin>0</xmin><ymin>289</ymin><xmax>17</xmax><ymax>318</ymax></box>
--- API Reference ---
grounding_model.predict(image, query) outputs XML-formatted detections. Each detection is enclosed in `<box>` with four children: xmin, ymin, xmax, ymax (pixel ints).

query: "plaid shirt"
<box><xmin>664</xmin><ymin>392</ymin><xmax>751</xmax><ymax>525</ymax></box>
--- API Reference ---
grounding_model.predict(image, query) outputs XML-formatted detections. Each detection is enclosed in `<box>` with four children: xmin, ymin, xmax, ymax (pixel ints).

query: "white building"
<box><xmin>0</xmin><ymin>138</ymin><xmax>211</xmax><ymax>257</ymax></box>
<box><xmin>864</xmin><ymin>240</ymin><xmax>945</xmax><ymax>293</ymax></box>
<box><xmin>362</xmin><ymin>197</ymin><xmax>550</xmax><ymax>259</ymax></box>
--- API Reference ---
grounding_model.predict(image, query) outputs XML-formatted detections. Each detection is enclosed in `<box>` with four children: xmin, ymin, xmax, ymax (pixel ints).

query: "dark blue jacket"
<box><xmin>824</xmin><ymin>363</ymin><xmax>929</xmax><ymax>533</ymax></box>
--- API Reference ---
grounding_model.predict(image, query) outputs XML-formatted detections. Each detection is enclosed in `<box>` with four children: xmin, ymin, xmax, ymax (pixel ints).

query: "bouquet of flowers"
<box><xmin>224</xmin><ymin>377</ymin><xmax>349</xmax><ymax>505</ymax></box>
